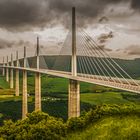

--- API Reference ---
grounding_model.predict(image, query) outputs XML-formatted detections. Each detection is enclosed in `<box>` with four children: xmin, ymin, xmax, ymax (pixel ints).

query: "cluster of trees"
<box><xmin>0</xmin><ymin>104</ymin><xmax>139</xmax><ymax>140</ymax></box>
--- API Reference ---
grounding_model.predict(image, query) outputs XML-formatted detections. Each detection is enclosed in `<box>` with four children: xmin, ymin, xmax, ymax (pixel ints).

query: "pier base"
<box><xmin>68</xmin><ymin>79</ymin><xmax>80</xmax><ymax>118</ymax></box>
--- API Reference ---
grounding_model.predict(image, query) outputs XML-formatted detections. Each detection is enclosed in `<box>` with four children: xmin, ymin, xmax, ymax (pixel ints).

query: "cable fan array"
<box><xmin>51</xmin><ymin>28</ymin><xmax>139</xmax><ymax>86</ymax></box>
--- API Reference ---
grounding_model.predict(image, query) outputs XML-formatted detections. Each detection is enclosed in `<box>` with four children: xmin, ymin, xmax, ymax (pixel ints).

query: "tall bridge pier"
<box><xmin>68</xmin><ymin>7</ymin><xmax>80</xmax><ymax>118</ymax></box>
<box><xmin>15</xmin><ymin>51</ymin><xmax>19</xmax><ymax>96</ymax></box>
<box><xmin>68</xmin><ymin>80</ymin><xmax>80</xmax><ymax>118</ymax></box>
<box><xmin>22</xmin><ymin>46</ymin><xmax>28</xmax><ymax>119</ymax></box>
<box><xmin>6</xmin><ymin>56</ymin><xmax>9</xmax><ymax>82</ymax></box>
<box><xmin>35</xmin><ymin>37</ymin><xmax>41</xmax><ymax>111</ymax></box>
<box><xmin>10</xmin><ymin>54</ymin><xmax>14</xmax><ymax>89</ymax></box>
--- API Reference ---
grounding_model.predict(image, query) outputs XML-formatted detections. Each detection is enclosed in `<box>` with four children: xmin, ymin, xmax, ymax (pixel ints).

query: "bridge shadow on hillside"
<box><xmin>41</xmin><ymin>100</ymin><xmax>93</xmax><ymax>121</ymax></box>
<box><xmin>0</xmin><ymin>99</ymin><xmax>93</xmax><ymax>125</ymax></box>
<box><xmin>0</xmin><ymin>100</ymin><xmax>22</xmax><ymax>125</ymax></box>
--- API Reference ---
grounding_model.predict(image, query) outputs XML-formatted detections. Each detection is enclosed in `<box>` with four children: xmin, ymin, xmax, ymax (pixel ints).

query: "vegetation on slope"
<box><xmin>66</xmin><ymin>116</ymin><xmax>140</xmax><ymax>140</ymax></box>
<box><xmin>0</xmin><ymin>104</ymin><xmax>139</xmax><ymax>140</ymax></box>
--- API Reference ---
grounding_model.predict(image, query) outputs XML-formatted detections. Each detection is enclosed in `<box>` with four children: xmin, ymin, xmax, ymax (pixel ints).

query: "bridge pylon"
<box><xmin>35</xmin><ymin>37</ymin><xmax>41</xmax><ymax>111</ymax></box>
<box><xmin>15</xmin><ymin>51</ymin><xmax>19</xmax><ymax>96</ymax></box>
<box><xmin>6</xmin><ymin>56</ymin><xmax>9</xmax><ymax>82</ymax></box>
<box><xmin>22</xmin><ymin>46</ymin><xmax>28</xmax><ymax>119</ymax></box>
<box><xmin>68</xmin><ymin>7</ymin><xmax>80</xmax><ymax>118</ymax></box>
<box><xmin>10</xmin><ymin>53</ymin><xmax>14</xmax><ymax>89</ymax></box>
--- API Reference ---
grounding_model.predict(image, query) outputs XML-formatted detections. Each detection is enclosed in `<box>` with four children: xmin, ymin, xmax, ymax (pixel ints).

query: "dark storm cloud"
<box><xmin>0</xmin><ymin>0</ymin><xmax>139</xmax><ymax>31</ymax></box>
<box><xmin>49</xmin><ymin>0</ymin><xmax>128</xmax><ymax>16</ymax></box>
<box><xmin>131</xmin><ymin>0</ymin><xmax>140</xmax><ymax>10</ymax></box>
<box><xmin>0</xmin><ymin>0</ymin><xmax>49</xmax><ymax>31</ymax></box>
<box><xmin>48</xmin><ymin>0</ymin><xmax>129</xmax><ymax>27</ymax></box>
<box><xmin>98</xmin><ymin>16</ymin><xmax>109</xmax><ymax>23</ymax></box>
<box><xmin>98</xmin><ymin>32</ymin><xmax>114</xmax><ymax>44</ymax></box>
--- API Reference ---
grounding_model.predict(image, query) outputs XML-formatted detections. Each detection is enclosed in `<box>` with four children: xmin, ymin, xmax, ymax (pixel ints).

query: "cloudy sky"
<box><xmin>0</xmin><ymin>0</ymin><xmax>140</xmax><ymax>62</ymax></box>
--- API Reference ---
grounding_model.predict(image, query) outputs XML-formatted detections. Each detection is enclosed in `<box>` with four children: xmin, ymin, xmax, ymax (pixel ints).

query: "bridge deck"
<box><xmin>1</xmin><ymin>66</ymin><xmax>140</xmax><ymax>94</ymax></box>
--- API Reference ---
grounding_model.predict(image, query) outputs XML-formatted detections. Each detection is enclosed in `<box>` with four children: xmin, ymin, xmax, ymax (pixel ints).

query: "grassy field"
<box><xmin>66</xmin><ymin>115</ymin><xmax>140</xmax><ymax>140</ymax></box>
<box><xmin>81</xmin><ymin>92</ymin><xmax>140</xmax><ymax>105</ymax></box>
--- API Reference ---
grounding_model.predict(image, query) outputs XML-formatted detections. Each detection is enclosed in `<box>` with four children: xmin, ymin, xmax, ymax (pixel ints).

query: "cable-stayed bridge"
<box><xmin>0</xmin><ymin>7</ymin><xmax>140</xmax><ymax>119</ymax></box>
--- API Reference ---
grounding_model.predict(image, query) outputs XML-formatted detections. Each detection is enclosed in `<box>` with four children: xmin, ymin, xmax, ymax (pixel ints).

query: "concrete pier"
<box><xmin>22</xmin><ymin>47</ymin><xmax>28</xmax><ymax>119</ymax></box>
<box><xmin>22</xmin><ymin>70</ymin><xmax>28</xmax><ymax>119</ymax></box>
<box><xmin>35</xmin><ymin>72</ymin><xmax>41</xmax><ymax>111</ymax></box>
<box><xmin>68</xmin><ymin>79</ymin><xmax>80</xmax><ymax>118</ymax></box>
<box><xmin>6</xmin><ymin>56</ymin><xmax>9</xmax><ymax>82</ymax></box>
<box><xmin>35</xmin><ymin>37</ymin><xmax>41</xmax><ymax>111</ymax></box>
<box><xmin>15</xmin><ymin>51</ymin><xmax>19</xmax><ymax>96</ymax></box>
<box><xmin>68</xmin><ymin>7</ymin><xmax>80</xmax><ymax>118</ymax></box>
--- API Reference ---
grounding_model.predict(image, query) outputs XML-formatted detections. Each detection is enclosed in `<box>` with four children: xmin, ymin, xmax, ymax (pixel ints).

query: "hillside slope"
<box><xmin>0</xmin><ymin>104</ymin><xmax>139</xmax><ymax>140</ymax></box>
<box><xmin>66</xmin><ymin>116</ymin><xmax>140</xmax><ymax>140</ymax></box>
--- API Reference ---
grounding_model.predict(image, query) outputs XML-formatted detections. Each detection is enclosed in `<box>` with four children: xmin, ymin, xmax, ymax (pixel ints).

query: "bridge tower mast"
<box><xmin>35</xmin><ymin>37</ymin><xmax>41</xmax><ymax>111</ymax></box>
<box><xmin>68</xmin><ymin>7</ymin><xmax>80</xmax><ymax>118</ymax></box>
<box><xmin>72</xmin><ymin>7</ymin><xmax>77</xmax><ymax>76</ymax></box>
<box><xmin>15</xmin><ymin>51</ymin><xmax>19</xmax><ymax>96</ymax></box>
<box><xmin>22</xmin><ymin>46</ymin><xmax>28</xmax><ymax>119</ymax></box>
